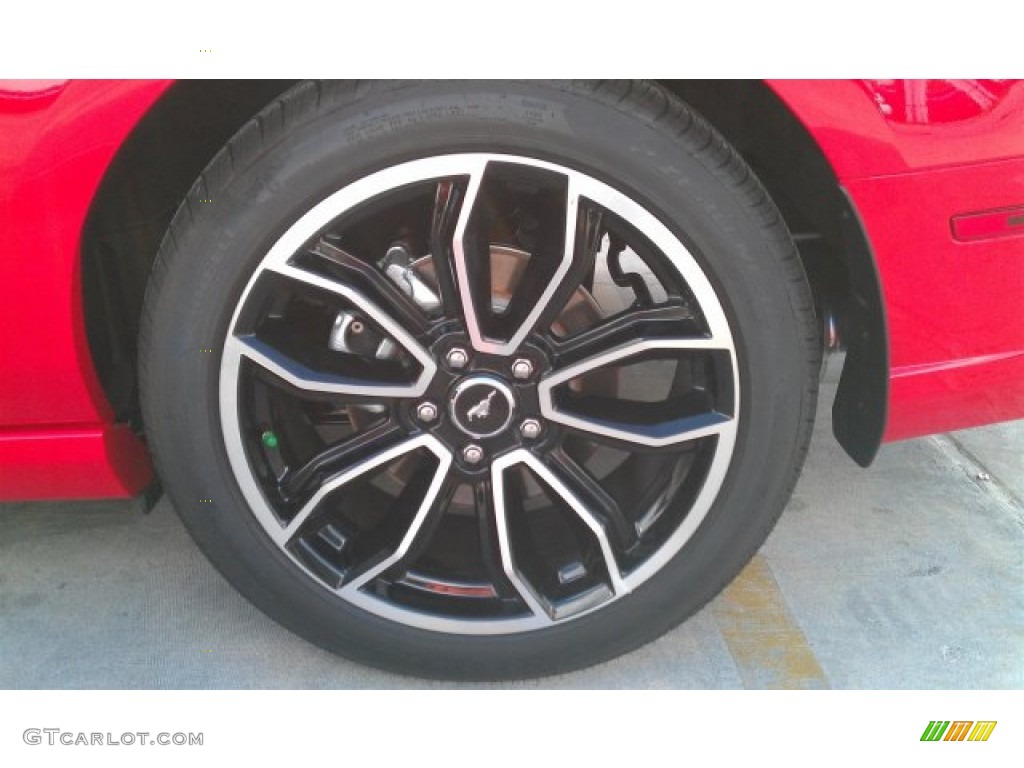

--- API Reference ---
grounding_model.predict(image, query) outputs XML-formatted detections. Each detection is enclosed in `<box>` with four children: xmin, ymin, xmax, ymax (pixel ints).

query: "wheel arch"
<box><xmin>80</xmin><ymin>80</ymin><xmax>298</xmax><ymax>425</ymax></box>
<box><xmin>81</xmin><ymin>79</ymin><xmax>888</xmax><ymax>466</ymax></box>
<box><xmin>658</xmin><ymin>80</ymin><xmax>888</xmax><ymax>466</ymax></box>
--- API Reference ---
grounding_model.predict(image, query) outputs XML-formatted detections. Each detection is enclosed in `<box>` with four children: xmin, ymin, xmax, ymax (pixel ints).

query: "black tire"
<box><xmin>140</xmin><ymin>80</ymin><xmax>819</xmax><ymax>680</ymax></box>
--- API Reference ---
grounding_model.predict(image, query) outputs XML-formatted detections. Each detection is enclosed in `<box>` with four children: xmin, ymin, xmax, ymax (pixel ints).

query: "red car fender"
<box><xmin>768</xmin><ymin>80</ymin><xmax>1024</xmax><ymax>440</ymax></box>
<box><xmin>0</xmin><ymin>80</ymin><xmax>171</xmax><ymax>498</ymax></box>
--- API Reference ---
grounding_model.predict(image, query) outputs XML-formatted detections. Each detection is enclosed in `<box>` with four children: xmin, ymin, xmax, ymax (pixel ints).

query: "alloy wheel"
<box><xmin>218</xmin><ymin>153</ymin><xmax>740</xmax><ymax>634</ymax></box>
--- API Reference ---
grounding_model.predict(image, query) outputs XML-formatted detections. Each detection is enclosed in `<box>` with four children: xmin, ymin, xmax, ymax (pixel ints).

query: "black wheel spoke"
<box><xmin>309</xmin><ymin>238</ymin><xmax>432</xmax><ymax>336</ymax></box>
<box><xmin>470</xmin><ymin>478</ymin><xmax>524</xmax><ymax>603</ymax></box>
<box><xmin>488</xmin><ymin>458</ymin><xmax>556</xmax><ymax>622</ymax></box>
<box><xmin>544</xmin><ymin>447</ymin><xmax>639</xmax><ymax>552</ymax></box>
<box><xmin>338</xmin><ymin>457</ymin><xmax>457</xmax><ymax>591</ymax></box>
<box><xmin>451</xmin><ymin>160</ymin><xmax>589</xmax><ymax>355</ymax></box>
<box><xmin>492</xmin><ymin>451</ymin><xmax>627</xmax><ymax>620</ymax></box>
<box><xmin>230</xmin><ymin>334</ymin><xmax>425</xmax><ymax>399</ymax></box>
<box><xmin>225</xmin><ymin>251</ymin><xmax>437</xmax><ymax>399</ymax></box>
<box><xmin>530</xmin><ymin>200</ymin><xmax>607</xmax><ymax>333</ymax></box>
<box><xmin>265</xmin><ymin>259</ymin><xmax>435</xmax><ymax>367</ymax></box>
<box><xmin>274</xmin><ymin>434</ymin><xmax>452</xmax><ymax>548</ymax></box>
<box><xmin>430</xmin><ymin>179</ymin><xmax>467</xmax><ymax>320</ymax></box>
<box><xmin>540</xmin><ymin>335</ymin><xmax>735</xmax><ymax>449</ymax></box>
<box><xmin>450</xmin><ymin>161</ymin><xmax>494</xmax><ymax>349</ymax></box>
<box><xmin>551</xmin><ymin>303</ymin><xmax>700</xmax><ymax>366</ymax></box>
<box><xmin>278</xmin><ymin>420</ymin><xmax>406</xmax><ymax>502</ymax></box>
<box><xmin>555</xmin><ymin>414</ymin><xmax>728</xmax><ymax>454</ymax></box>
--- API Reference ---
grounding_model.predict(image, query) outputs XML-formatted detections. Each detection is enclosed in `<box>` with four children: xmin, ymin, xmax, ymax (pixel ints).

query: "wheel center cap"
<box><xmin>450</xmin><ymin>377</ymin><xmax>515</xmax><ymax>438</ymax></box>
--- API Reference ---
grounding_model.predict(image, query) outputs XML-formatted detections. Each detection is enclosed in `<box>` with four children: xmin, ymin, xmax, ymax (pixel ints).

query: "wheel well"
<box><xmin>81</xmin><ymin>80</ymin><xmax>298</xmax><ymax>425</ymax></box>
<box><xmin>81</xmin><ymin>79</ymin><xmax>886</xmax><ymax>465</ymax></box>
<box><xmin>658</xmin><ymin>81</ymin><xmax>887</xmax><ymax>466</ymax></box>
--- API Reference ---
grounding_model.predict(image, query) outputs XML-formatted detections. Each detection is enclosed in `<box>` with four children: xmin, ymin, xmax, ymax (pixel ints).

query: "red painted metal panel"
<box><xmin>0</xmin><ymin>424</ymin><xmax>153</xmax><ymax>500</ymax></box>
<box><xmin>770</xmin><ymin>80</ymin><xmax>1024</xmax><ymax>441</ymax></box>
<box><xmin>888</xmin><ymin>353</ymin><xmax>1024</xmax><ymax>441</ymax></box>
<box><xmin>844</xmin><ymin>159</ymin><xmax>1024</xmax><ymax>440</ymax></box>
<box><xmin>0</xmin><ymin>79</ymin><xmax>171</xmax><ymax>427</ymax></box>
<box><xmin>767</xmin><ymin>79</ymin><xmax>1024</xmax><ymax>178</ymax></box>
<box><xmin>0</xmin><ymin>80</ymin><xmax>170</xmax><ymax>498</ymax></box>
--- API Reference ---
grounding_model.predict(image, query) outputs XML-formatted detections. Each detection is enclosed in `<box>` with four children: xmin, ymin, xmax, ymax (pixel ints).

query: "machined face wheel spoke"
<box><xmin>467</xmin><ymin>479</ymin><xmax>526</xmax><ymax>603</ymax></box>
<box><xmin>279</xmin><ymin>420</ymin><xmax>407</xmax><ymax>502</ymax></box>
<box><xmin>452</xmin><ymin>160</ymin><xmax>582</xmax><ymax>356</ymax></box>
<box><xmin>551</xmin><ymin>304</ymin><xmax>701</xmax><ymax>365</ymax></box>
<box><xmin>227</xmin><ymin>335</ymin><xmax>423</xmax><ymax>398</ymax></box>
<box><xmin>449</xmin><ymin>158</ymin><xmax>489</xmax><ymax>344</ymax></box>
<box><xmin>265</xmin><ymin>260</ymin><xmax>435</xmax><ymax>384</ymax></box>
<box><xmin>518</xmin><ymin>453</ymin><xmax>629</xmax><ymax>600</ymax></box>
<box><xmin>493</xmin><ymin>451</ymin><xmax>629</xmax><ymax>620</ymax></box>
<box><xmin>338</xmin><ymin>451</ymin><xmax>456</xmax><ymax>593</ymax></box>
<box><xmin>276</xmin><ymin>434</ymin><xmax>452</xmax><ymax>548</ymax></box>
<box><xmin>540</xmin><ymin>337</ymin><xmax>736</xmax><ymax>448</ymax></box>
<box><xmin>223</xmin><ymin>254</ymin><xmax>437</xmax><ymax>398</ymax></box>
<box><xmin>555</xmin><ymin>408</ymin><xmax>733</xmax><ymax>452</ymax></box>
<box><xmin>429</xmin><ymin>179</ymin><xmax>467</xmax><ymax>319</ymax></box>
<box><xmin>553</xmin><ymin>335</ymin><xmax>728</xmax><ymax>374</ymax></box>
<box><xmin>553</xmin><ymin>420</ymin><xmax>717</xmax><ymax>459</ymax></box>
<box><xmin>543</xmin><ymin>448</ymin><xmax>639</xmax><ymax>553</ymax></box>
<box><xmin>488</xmin><ymin>458</ymin><xmax>556</xmax><ymax>624</ymax></box>
<box><xmin>309</xmin><ymin>238</ymin><xmax>433</xmax><ymax>336</ymax></box>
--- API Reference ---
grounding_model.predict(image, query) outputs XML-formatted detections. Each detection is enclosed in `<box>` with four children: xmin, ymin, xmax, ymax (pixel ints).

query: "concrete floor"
<box><xmin>1</xmin><ymin>386</ymin><xmax>1021</xmax><ymax>689</ymax></box>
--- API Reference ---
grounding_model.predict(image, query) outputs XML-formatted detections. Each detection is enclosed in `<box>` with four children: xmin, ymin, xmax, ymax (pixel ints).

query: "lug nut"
<box><xmin>416</xmin><ymin>402</ymin><xmax>438</xmax><ymax>423</ymax></box>
<box><xmin>461</xmin><ymin>444</ymin><xmax>484</xmax><ymax>465</ymax></box>
<box><xmin>520</xmin><ymin>418</ymin><xmax>543</xmax><ymax>440</ymax></box>
<box><xmin>446</xmin><ymin>347</ymin><xmax>469</xmax><ymax>369</ymax></box>
<box><xmin>511</xmin><ymin>358</ymin><xmax>534</xmax><ymax>380</ymax></box>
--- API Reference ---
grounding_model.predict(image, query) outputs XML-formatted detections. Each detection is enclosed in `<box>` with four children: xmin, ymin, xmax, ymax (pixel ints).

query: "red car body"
<box><xmin>1</xmin><ymin>79</ymin><xmax>1022</xmax><ymax>501</ymax></box>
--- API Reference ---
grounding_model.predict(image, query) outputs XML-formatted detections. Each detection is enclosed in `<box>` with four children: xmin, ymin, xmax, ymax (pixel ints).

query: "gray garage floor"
<box><xmin>1</xmin><ymin>384</ymin><xmax>1021</xmax><ymax>689</ymax></box>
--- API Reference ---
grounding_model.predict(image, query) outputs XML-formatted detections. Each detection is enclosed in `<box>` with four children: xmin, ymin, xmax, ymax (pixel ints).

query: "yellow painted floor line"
<box><xmin>711</xmin><ymin>554</ymin><xmax>830</xmax><ymax>689</ymax></box>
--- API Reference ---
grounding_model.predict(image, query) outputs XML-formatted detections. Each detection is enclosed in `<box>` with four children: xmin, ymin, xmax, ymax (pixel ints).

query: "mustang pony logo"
<box><xmin>467</xmin><ymin>391</ymin><xmax>497</xmax><ymax>421</ymax></box>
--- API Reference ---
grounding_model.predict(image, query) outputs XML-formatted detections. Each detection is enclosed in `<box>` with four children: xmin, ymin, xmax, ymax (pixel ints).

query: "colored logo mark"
<box><xmin>920</xmin><ymin>721</ymin><xmax>997</xmax><ymax>742</ymax></box>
